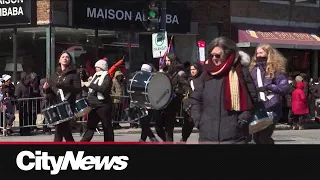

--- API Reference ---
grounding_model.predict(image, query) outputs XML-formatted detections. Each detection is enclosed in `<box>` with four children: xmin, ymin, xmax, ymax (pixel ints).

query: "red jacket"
<box><xmin>292</xmin><ymin>81</ymin><xmax>309</xmax><ymax>115</ymax></box>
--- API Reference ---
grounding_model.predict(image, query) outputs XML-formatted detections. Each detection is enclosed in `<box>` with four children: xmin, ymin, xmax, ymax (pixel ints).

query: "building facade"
<box><xmin>0</xmin><ymin>0</ymin><xmax>230</xmax><ymax>83</ymax></box>
<box><xmin>231</xmin><ymin>0</ymin><xmax>320</xmax><ymax>78</ymax></box>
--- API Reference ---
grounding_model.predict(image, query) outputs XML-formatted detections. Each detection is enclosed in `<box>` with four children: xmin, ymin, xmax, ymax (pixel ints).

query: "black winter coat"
<box><xmin>190</xmin><ymin>54</ymin><xmax>258</xmax><ymax>143</ymax></box>
<box><xmin>44</xmin><ymin>66</ymin><xmax>81</xmax><ymax>108</ymax></box>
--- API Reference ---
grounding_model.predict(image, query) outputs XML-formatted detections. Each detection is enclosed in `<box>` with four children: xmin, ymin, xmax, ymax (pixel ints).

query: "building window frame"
<box><xmin>259</xmin><ymin>0</ymin><xmax>290</xmax><ymax>5</ymax></box>
<box><xmin>294</xmin><ymin>0</ymin><xmax>320</xmax><ymax>7</ymax></box>
<box><xmin>260</xmin><ymin>0</ymin><xmax>320</xmax><ymax>7</ymax></box>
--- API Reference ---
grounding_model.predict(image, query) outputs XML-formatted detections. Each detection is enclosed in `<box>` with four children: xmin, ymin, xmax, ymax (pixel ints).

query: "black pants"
<box><xmin>112</xmin><ymin>103</ymin><xmax>123</xmax><ymax>128</ymax></box>
<box><xmin>154</xmin><ymin>110</ymin><xmax>175</xmax><ymax>142</ymax></box>
<box><xmin>19</xmin><ymin>102</ymin><xmax>35</xmax><ymax>135</ymax></box>
<box><xmin>81</xmin><ymin>104</ymin><xmax>114</xmax><ymax>142</ymax></box>
<box><xmin>154</xmin><ymin>97</ymin><xmax>181</xmax><ymax>142</ymax></box>
<box><xmin>292</xmin><ymin>114</ymin><xmax>307</xmax><ymax>126</ymax></box>
<box><xmin>139</xmin><ymin>109</ymin><xmax>156</xmax><ymax>141</ymax></box>
<box><xmin>287</xmin><ymin>109</ymin><xmax>292</xmax><ymax>125</ymax></box>
<box><xmin>181</xmin><ymin>111</ymin><xmax>194</xmax><ymax>142</ymax></box>
<box><xmin>54</xmin><ymin>121</ymin><xmax>75</xmax><ymax>142</ymax></box>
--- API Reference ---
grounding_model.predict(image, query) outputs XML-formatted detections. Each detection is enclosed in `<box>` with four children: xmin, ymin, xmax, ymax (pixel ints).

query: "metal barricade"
<box><xmin>0</xmin><ymin>95</ymin><xmax>188</xmax><ymax>137</ymax></box>
<box><xmin>0</xmin><ymin>97</ymin><xmax>46</xmax><ymax>136</ymax></box>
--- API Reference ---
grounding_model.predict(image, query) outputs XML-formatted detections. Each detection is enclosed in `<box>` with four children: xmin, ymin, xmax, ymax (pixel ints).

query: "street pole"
<box><xmin>160</xmin><ymin>0</ymin><xmax>166</xmax><ymax>32</ymax></box>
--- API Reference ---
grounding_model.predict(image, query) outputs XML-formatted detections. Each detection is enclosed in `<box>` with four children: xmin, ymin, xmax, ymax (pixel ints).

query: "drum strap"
<box><xmin>190</xmin><ymin>80</ymin><xmax>195</xmax><ymax>91</ymax></box>
<box><xmin>58</xmin><ymin>89</ymin><xmax>70</xmax><ymax>101</ymax></box>
<box><xmin>256</xmin><ymin>68</ymin><xmax>274</xmax><ymax>101</ymax></box>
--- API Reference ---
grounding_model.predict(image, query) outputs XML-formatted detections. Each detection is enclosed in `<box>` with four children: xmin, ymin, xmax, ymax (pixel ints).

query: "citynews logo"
<box><xmin>16</xmin><ymin>151</ymin><xmax>129</xmax><ymax>175</ymax></box>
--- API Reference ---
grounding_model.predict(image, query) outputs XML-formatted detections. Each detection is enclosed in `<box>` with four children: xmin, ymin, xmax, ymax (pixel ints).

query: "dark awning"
<box><xmin>233</xmin><ymin>24</ymin><xmax>320</xmax><ymax>50</ymax></box>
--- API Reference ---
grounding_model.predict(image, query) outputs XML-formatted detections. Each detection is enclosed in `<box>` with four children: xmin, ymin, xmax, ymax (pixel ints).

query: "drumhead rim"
<box><xmin>147</xmin><ymin>72</ymin><xmax>173</xmax><ymax>110</ymax></box>
<box><xmin>75</xmin><ymin>98</ymin><xmax>87</xmax><ymax>103</ymax></box>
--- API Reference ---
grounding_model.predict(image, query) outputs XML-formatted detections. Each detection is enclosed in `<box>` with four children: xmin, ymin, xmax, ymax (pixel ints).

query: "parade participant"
<box><xmin>155</xmin><ymin>53</ymin><xmax>189</xmax><ymax>142</ymax></box>
<box><xmin>80</xmin><ymin>58</ymin><xmax>114</xmax><ymax>142</ymax></box>
<box><xmin>181</xmin><ymin>62</ymin><xmax>202</xmax><ymax>142</ymax></box>
<box><xmin>43</xmin><ymin>51</ymin><xmax>81</xmax><ymax>142</ymax></box>
<box><xmin>249</xmin><ymin>44</ymin><xmax>289</xmax><ymax>144</ymax></box>
<box><xmin>190</xmin><ymin>36</ymin><xmax>258</xmax><ymax>144</ymax></box>
<box><xmin>138</xmin><ymin>64</ymin><xmax>159</xmax><ymax>142</ymax></box>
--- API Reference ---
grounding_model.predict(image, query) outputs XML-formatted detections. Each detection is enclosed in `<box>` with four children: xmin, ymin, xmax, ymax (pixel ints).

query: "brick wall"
<box><xmin>186</xmin><ymin>1</ymin><xmax>231</xmax><ymax>39</ymax></box>
<box><xmin>37</xmin><ymin>0</ymin><xmax>50</xmax><ymax>25</ymax></box>
<box><xmin>231</xmin><ymin>1</ymin><xmax>320</xmax><ymax>24</ymax></box>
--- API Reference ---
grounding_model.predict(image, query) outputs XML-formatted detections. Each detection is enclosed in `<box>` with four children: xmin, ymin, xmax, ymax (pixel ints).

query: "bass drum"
<box><xmin>127</xmin><ymin>71</ymin><xmax>173</xmax><ymax>110</ymax></box>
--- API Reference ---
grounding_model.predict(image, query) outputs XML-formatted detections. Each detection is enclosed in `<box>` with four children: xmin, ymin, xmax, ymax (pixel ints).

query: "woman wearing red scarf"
<box><xmin>190</xmin><ymin>37</ymin><xmax>258</xmax><ymax>144</ymax></box>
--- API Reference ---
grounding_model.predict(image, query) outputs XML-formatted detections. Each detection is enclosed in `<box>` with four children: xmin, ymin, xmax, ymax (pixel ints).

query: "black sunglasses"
<box><xmin>209</xmin><ymin>54</ymin><xmax>221</xmax><ymax>59</ymax></box>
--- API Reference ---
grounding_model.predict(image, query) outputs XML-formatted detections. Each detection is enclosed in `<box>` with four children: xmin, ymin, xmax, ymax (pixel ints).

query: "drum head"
<box><xmin>147</xmin><ymin>72</ymin><xmax>172</xmax><ymax>110</ymax></box>
<box><xmin>127</xmin><ymin>71</ymin><xmax>152</xmax><ymax>106</ymax></box>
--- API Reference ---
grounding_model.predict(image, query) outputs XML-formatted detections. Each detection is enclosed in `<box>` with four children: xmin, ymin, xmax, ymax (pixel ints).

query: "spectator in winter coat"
<box><xmin>14</xmin><ymin>72</ymin><xmax>34</xmax><ymax>136</ymax></box>
<box><xmin>283</xmin><ymin>77</ymin><xmax>295</xmax><ymax>126</ymax></box>
<box><xmin>309</xmin><ymin>77</ymin><xmax>320</xmax><ymax>118</ymax></box>
<box><xmin>291</xmin><ymin>81</ymin><xmax>309</xmax><ymax>130</ymax></box>
<box><xmin>190</xmin><ymin>37</ymin><xmax>258</xmax><ymax>144</ymax></box>
<box><xmin>111</xmin><ymin>70</ymin><xmax>125</xmax><ymax>129</ymax></box>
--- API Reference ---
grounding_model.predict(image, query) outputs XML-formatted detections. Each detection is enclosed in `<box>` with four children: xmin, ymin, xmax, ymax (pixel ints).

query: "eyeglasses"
<box><xmin>209</xmin><ymin>54</ymin><xmax>222</xmax><ymax>59</ymax></box>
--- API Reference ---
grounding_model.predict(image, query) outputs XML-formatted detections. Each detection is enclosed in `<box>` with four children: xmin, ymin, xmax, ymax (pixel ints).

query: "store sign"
<box><xmin>152</xmin><ymin>32</ymin><xmax>168</xmax><ymax>58</ymax></box>
<box><xmin>246</xmin><ymin>30</ymin><xmax>320</xmax><ymax>41</ymax></box>
<box><xmin>197</xmin><ymin>41</ymin><xmax>205</xmax><ymax>64</ymax></box>
<box><xmin>73</xmin><ymin>2</ymin><xmax>191</xmax><ymax>33</ymax></box>
<box><xmin>0</xmin><ymin>0</ymin><xmax>34</xmax><ymax>26</ymax></box>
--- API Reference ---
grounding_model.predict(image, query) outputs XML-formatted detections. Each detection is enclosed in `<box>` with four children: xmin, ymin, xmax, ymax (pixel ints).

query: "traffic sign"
<box><xmin>152</xmin><ymin>32</ymin><xmax>168</xmax><ymax>58</ymax></box>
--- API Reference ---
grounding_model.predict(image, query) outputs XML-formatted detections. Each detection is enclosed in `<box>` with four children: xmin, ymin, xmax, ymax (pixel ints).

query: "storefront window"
<box><xmin>0</xmin><ymin>29</ymin><xmax>14</xmax><ymax>77</ymax></box>
<box><xmin>54</xmin><ymin>28</ymin><xmax>142</xmax><ymax>77</ymax></box>
<box><xmin>0</xmin><ymin>27</ymin><xmax>46</xmax><ymax>80</ymax></box>
<box><xmin>17</xmin><ymin>27</ymin><xmax>46</xmax><ymax>78</ymax></box>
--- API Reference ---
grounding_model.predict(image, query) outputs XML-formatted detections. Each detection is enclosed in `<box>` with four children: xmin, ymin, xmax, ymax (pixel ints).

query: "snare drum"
<box><xmin>42</xmin><ymin>101</ymin><xmax>74</xmax><ymax>126</ymax></box>
<box><xmin>74</xmin><ymin>98</ymin><xmax>92</xmax><ymax>118</ymax></box>
<box><xmin>249</xmin><ymin>102</ymin><xmax>274</xmax><ymax>134</ymax></box>
<box><xmin>127</xmin><ymin>71</ymin><xmax>173</xmax><ymax>110</ymax></box>
<box><xmin>125</xmin><ymin>106</ymin><xmax>148</xmax><ymax>122</ymax></box>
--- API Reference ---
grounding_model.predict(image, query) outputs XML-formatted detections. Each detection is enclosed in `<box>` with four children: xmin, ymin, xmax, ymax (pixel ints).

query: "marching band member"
<box><xmin>181</xmin><ymin>62</ymin><xmax>202</xmax><ymax>142</ymax></box>
<box><xmin>43</xmin><ymin>51</ymin><xmax>81</xmax><ymax>142</ymax></box>
<box><xmin>190</xmin><ymin>37</ymin><xmax>257</xmax><ymax>144</ymax></box>
<box><xmin>250</xmin><ymin>44</ymin><xmax>290</xmax><ymax>144</ymax></box>
<box><xmin>80</xmin><ymin>59</ymin><xmax>114</xmax><ymax>142</ymax></box>
<box><xmin>249</xmin><ymin>44</ymin><xmax>289</xmax><ymax>144</ymax></box>
<box><xmin>138</xmin><ymin>64</ymin><xmax>159</xmax><ymax>142</ymax></box>
<box><xmin>155</xmin><ymin>53</ymin><xmax>189</xmax><ymax>142</ymax></box>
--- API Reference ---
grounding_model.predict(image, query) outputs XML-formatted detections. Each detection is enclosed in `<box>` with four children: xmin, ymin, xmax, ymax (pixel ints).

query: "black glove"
<box><xmin>257</xmin><ymin>86</ymin><xmax>268</xmax><ymax>92</ymax></box>
<box><xmin>237</xmin><ymin>119</ymin><xmax>249</xmax><ymax>137</ymax></box>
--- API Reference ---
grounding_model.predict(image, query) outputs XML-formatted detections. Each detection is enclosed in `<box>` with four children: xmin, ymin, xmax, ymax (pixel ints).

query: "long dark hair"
<box><xmin>56</xmin><ymin>51</ymin><xmax>75</xmax><ymax>75</ymax></box>
<box><xmin>190</xmin><ymin>62</ymin><xmax>203</xmax><ymax>78</ymax></box>
<box><xmin>166</xmin><ymin>53</ymin><xmax>183</xmax><ymax>74</ymax></box>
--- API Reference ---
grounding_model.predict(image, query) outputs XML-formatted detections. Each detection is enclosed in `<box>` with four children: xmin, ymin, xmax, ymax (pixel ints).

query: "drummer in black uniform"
<box><xmin>80</xmin><ymin>59</ymin><xmax>114</xmax><ymax>142</ymax></box>
<box><xmin>137</xmin><ymin>64</ymin><xmax>159</xmax><ymax>142</ymax></box>
<box><xmin>43</xmin><ymin>51</ymin><xmax>81</xmax><ymax>142</ymax></box>
<box><xmin>155</xmin><ymin>53</ymin><xmax>189</xmax><ymax>142</ymax></box>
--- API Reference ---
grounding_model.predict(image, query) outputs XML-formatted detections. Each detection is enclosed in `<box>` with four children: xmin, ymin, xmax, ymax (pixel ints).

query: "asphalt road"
<box><xmin>1</xmin><ymin>129</ymin><xmax>320</xmax><ymax>144</ymax></box>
